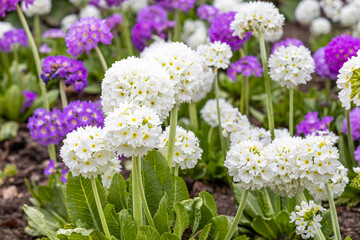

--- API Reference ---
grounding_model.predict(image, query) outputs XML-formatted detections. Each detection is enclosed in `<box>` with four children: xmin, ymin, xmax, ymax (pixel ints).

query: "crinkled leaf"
<box><xmin>159</xmin><ymin>233</ymin><xmax>181</xmax><ymax>240</ymax></box>
<box><xmin>209</xmin><ymin>215</ymin><xmax>228</xmax><ymax>240</ymax></box>
<box><xmin>251</xmin><ymin>216</ymin><xmax>280</xmax><ymax>240</ymax></box>
<box><xmin>23</xmin><ymin>205</ymin><xmax>57</xmax><ymax>240</ymax></box>
<box><xmin>104</xmin><ymin>204</ymin><xmax>120</xmax><ymax>239</ymax></box>
<box><xmin>136</xmin><ymin>225</ymin><xmax>160</xmax><ymax>240</ymax></box>
<box><xmin>173</xmin><ymin>202</ymin><xmax>189</xmax><ymax>238</ymax></box>
<box><xmin>118</xmin><ymin>209</ymin><xmax>137</xmax><ymax>240</ymax></box>
<box><xmin>275</xmin><ymin>210</ymin><xmax>293</xmax><ymax>235</ymax></box>
<box><xmin>199</xmin><ymin>191</ymin><xmax>217</xmax><ymax>217</ymax></box>
<box><xmin>107</xmin><ymin>173</ymin><xmax>129</xmax><ymax>212</ymax></box>
<box><xmin>153</xmin><ymin>193</ymin><xmax>172</xmax><ymax>234</ymax></box>
<box><xmin>198</xmin><ymin>223</ymin><xmax>212</xmax><ymax>240</ymax></box>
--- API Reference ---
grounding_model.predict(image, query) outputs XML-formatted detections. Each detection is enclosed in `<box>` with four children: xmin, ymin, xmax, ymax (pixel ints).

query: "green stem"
<box><xmin>47</xmin><ymin>144</ymin><xmax>57</xmax><ymax>163</ymax></box>
<box><xmin>214</xmin><ymin>68</ymin><xmax>226</xmax><ymax>160</ymax></box>
<box><xmin>34</xmin><ymin>15</ymin><xmax>41</xmax><ymax>46</ymax></box>
<box><xmin>132</xmin><ymin>155</ymin><xmax>143</xmax><ymax>229</ymax></box>
<box><xmin>95</xmin><ymin>46</ymin><xmax>108</xmax><ymax>72</ymax></box>
<box><xmin>325</xmin><ymin>183</ymin><xmax>341</xmax><ymax>240</ymax></box>
<box><xmin>289</xmin><ymin>88</ymin><xmax>294</xmax><ymax>136</ymax></box>
<box><xmin>346</xmin><ymin>109</ymin><xmax>355</xmax><ymax>163</ymax></box>
<box><xmin>258</xmin><ymin>31</ymin><xmax>275</xmax><ymax>140</ymax></box>
<box><xmin>136</xmin><ymin>156</ymin><xmax>155</xmax><ymax>228</ymax></box>
<box><xmin>245</xmin><ymin>77</ymin><xmax>249</xmax><ymax>118</ymax></box>
<box><xmin>0</xmin><ymin>51</ymin><xmax>13</xmax><ymax>86</ymax></box>
<box><xmin>224</xmin><ymin>189</ymin><xmax>249</xmax><ymax>240</ymax></box>
<box><xmin>189</xmin><ymin>102</ymin><xmax>199</xmax><ymax>130</ymax></box>
<box><xmin>240</xmin><ymin>75</ymin><xmax>245</xmax><ymax>114</ymax></box>
<box><xmin>166</xmin><ymin>105</ymin><xmax>178</xmax><ymax>168</ymax></box>
<box><xmin>294</xmin><ymin>191</ymin><xmax>307</xmax><ymax>204</ymax></box>
<box><xmin>239</xmin><ymin>49</ymin><xmax>245</xmax><ymax>58</ymax></box>
<box><xmin>207</xmin><ymin>127</ymin><xmax>214</xmax><ymax>159</ymax></box>
<box><xmin>173</xmin><ymin>10</ymin><xmax>181</xmax><ymax>42</ymax></box>
<box><xmin>91</xmin><ymin>178</ymin><xmax>111</xmax><ymax>239</ymax></box>
<box><xmin>174</xmin><ymin>164</ymin><xmax>179</xmax><ymax>177</ymax></box>
<box><xmin>312</xmin><ymin>221</ymin><xmax>327</xmax><ymax>240</ymax></box>
<box><xmin>113</xmin><ymin>32</ymin><xmax>122</xmax><ymax>60</ymax></box>
<box><xmin>59</xmin><ymin>80</ymin><xmax>68</xmax><ymax>108</ymax></box>
<box><xmin>121</xmin><ymin>10</ymin><xmax>134</xmax><ymax>56</ymax></box>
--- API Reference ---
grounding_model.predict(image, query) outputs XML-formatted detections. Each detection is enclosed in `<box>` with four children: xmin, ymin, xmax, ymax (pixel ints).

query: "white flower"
<box><xmin>290</xmin><ymin>200</ymin><xmax>325</xmax><ymax>239</ymax></box>
<box><xmin>230</xmin><ymin>1</ymin><xmax>285</xmax><ymax>38</ymax></box>
<box><xmin>307</xmin><ymin>164</ymin><xmax>349</xmax><ymax>201</ymax></box>
<box><xmin>339</xmin><ymin>4</ymin><xmax>359</xmax><ymax>27</ymax></box>
<box><xmin>21</xmin><ymin>0</ymin><xmax>52</xmax><ymax>17</ymax></box>
<box><xmin>104</xmin><ymin>102</ymin><xmax>162</xmax><ymax>157</ymax></box>
<box><xmin>308</xmin><ymin>130</ymin><xmax>339</xmax><ymax>144</ymax></box>
<box><xmin>263</xmin><ymin>28</ymin><xmax>283</xmax><ymax>43</ymax></box>
<box><xmin>320</xmin><ymin>0</ymin><xmax>343</xmax><ymax>22</ymax></box>
<box><xmin>214</xmin><ymin>0</ymin><xmax>244</xmax><ymax>13</ymax></box>
<box><xmin>0</xmin><ymin>22</ymin><xmax>13</xmax><ymax>38</ymax></box>
<box><xmin>101</xmin><ymin>57</ymin><xmax>175</xmax><ymax>121</ymax></box>
<box><xmin>311</xmin><ymin>18</ymin><xmax>332</xmax><ymax>36</ymax></box>
<box><xmin>191</xmin><ymin>67</ymin><xmax>215</xmax><ymax>102</ymax></box>
<box><xmin>353</xmin><ymin>167</ymin><xmax>360</xmax><ymax>174</ymax></box>
<box><xmin>121</xmin><ymin>0</ymin><xmax>148</xmax><ymax>13</ymax></box>
<box><xmin>60</xmin><ymin>126</ymin><xmax>120</xmax><ymax>179</ymax></box>
<box><xmin>230</xmin><ymin>127</ymin><xmax>270</xmax><ymax>146</ymax></box>
<box><xmin>79</xmin><ymin>5</ymin><xmax>101</xmax><ymax>19</ymax></box>
<box><xmin>225</xmin><ymin>140</ymin><xmax>276</xmax><ymax>190</ymax></box>
<box><xmin>196</xmin><ymin>41</ymin><xmax>233</xmax><ymax>69</ymax></box>
<box><xmin>61</xmin><ymin>14</ymin><xmax>78</xmax><ymax>31</ymax></box>
<box><xmin>336</xmin><ymin>50</ymin><xmax>360</xmax><ymax>110</ymax></box>
<box><xmin>182</xmin><ymin>20</ymin><xmax>208</xmax><ymax>50</ymax></box>
<box><xmin>268</xmin><ymin>45</ymin><xmax>315</xmax><ymax>88</ymax></box>
<box><xmin>101</xmin><ymin>166</ymin><xmax>119</xmax><ymax>189</ymax></box>
<box><xmin>201</xmin><ymin>98</ymin><xmax>234</xmax><ymax>127</ymax></box>
<box><xmin>159</xmin><ymin>126</ymin><xmax>202</xmax><ymax>169</ymax></box>
<box><xmin>295</xmin><ymin>0</ymin><xmax>321</xmax><ymax>25</ymax></box>
<box><xmin>141</xmin><ymin>41</ymin><xmax>204</xmax><ymax>105</ymax></box>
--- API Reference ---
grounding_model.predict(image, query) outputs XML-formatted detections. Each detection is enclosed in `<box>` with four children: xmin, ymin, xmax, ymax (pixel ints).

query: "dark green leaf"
<box><xmin>118</xmin><ymin>209</ymin><xmax>137</xmax><ymax>240</ymax></box>
<box><xmin>3</xmin><ymin>84</ymin><xmax>24</xmax><ymax>120</ymax></box>
<box><xmin>199</xmin><ymin>191</ymin><xmax>217</xmax><ymax>217</ymax></box>
<box><xmin>136</xmin><ymin>226</ymin><xmax>160</xmax><ymax>240</ymax></box>
<box><xmin>198</xmin><ymin>223</ymin><xmax>211</xmax><ymax>240</ymax></box>
<box><xmin>104</xmin><ymin>204</ymin><xmax>120</xmax><ymax>239</ymax></box>
<box><xmin>153</xmin><ymin>193</ymin><xmax>172</xmax><ymax>234</ymax></box>
<box><xmin>251</xmin><ymin>216</ymin><xmax>280</xmax><ymax>240</ymax></box>
<box><xmin>209</xmin><ymin>215</ymin><xmax>228</xmax><ymax>240</ymax></box>
<box><xmin>108</xmin><ymin>173</ymin><xmax>129</xmax><ymax>212</ymax></box>
<box><xmin>275</xmin><ymin>210</ymin><xmax>293</xmax><ymax>235</ymax></box>
<box><xmin>173</xmin><ymin>202</ymin><xmax>189</xmax><ymax>238</ymax></box>
<box><xmin>159</xmin><ymin>233</ymin><xmax>181</xmax><ymax>240</ymax></box>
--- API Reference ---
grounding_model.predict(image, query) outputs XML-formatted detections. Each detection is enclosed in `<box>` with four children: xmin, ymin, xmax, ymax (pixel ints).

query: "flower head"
<box><xmin>268</xmin><ymin>45</ymin><xmax>315</xmax><ymax>88</ymax></box>
<box><xmin>103</xmin><ymin>0</ymin><xmax>128</xmax><ymax>7</ymax></box>
<box><xmin>0</xmin><ymin>21</ymin><xmax>13</xmax><ymax>38</ymax></box>
<box><xmin>296</xmin><ymin>112</ymin><xmax>333</xmax><ymax>136</ymax></box>
<box><xmin>197</xmin><ymin>4</ymin><xmax>219</xmax><ymax>23</ymax></box>
<box><xmin>320</xmin><ymin>0</ymin><xmax>343</xmax><ymax>22</ymax></box>
<box><xmin>227</xmin><ymin>56</ymin><xmax>263</xmax><ymax>81</ymax></box>
<box><xmin>61</xmin><ymin>14</ymin><xmax>78</xmax><ymax>31</ymax></box>
<box><xmin>0</xmin><ymin>28</ymin><xmax>27</xmax><ymax>52</ymax></box>
<box><xmin>230</xmin><ymin>1</ymin><xmax>285</xmax><ymax>39</ymax></box>
<box><xmin>311</xmin><ymin>17</ymin><xmax>331</xmax><ymax>36</ymax></box>
<box><xmin>271</xmin><ymin>38</ymin><xmax>304</xmax><ymax>54</ymax></box>
<box><xmin>44</xmin><ymin>159</ymin><xmax>56</xmax><ymax>176</ymax></box>
<box><xmin>154</xmin><ymin>0</ymin><xmax>195</xmax><ymax>12</ymax></box>
<box><xmin>79</xmin><ymin>5</ymin><xmax>101</xmax><ymax>19</ymax></box>
<box><xmin>101</xmin><ymin>57</ymin><xmax>175</xmax><ymax>120</ymax></box>
<box><xmin>22</xmin><ymin>90</ymin><xmax>37</xmax><ymax>110</ymax></box>
<box><xmin>196</xmin><ymin>41</ymin><xmax>233</xmax><ymax>69</ymax></box>
<box><xmin>355</xmin><ymin>145</ymin><xmax>360</xmax><ymax>164</ymax></box>
<box><xmin>43</xmin><ymin>28</ymin><xmax>66</xmax><ymax>39</ymax></box>
<box><xmin>65</xmin><ymin>17</ymin><xmax>113</xmax><ymax>57</ymax></box>
<box><xmin>159</xmin><ymin>126</ymin><xmax>202</xmax><ymax>169</ymax></box>
<box><xmin>343</xmin><ymin>107</ymin><xmax>360</xmax><ymax>140</ymax></box>
<box><xmin>39</xmin><ymin>43</ymin><xmax>51</xmax><ymax>54</ymax></box>
<box><xmin>60</xmin><ymin>168</ymin><xmax>69</xmax><ymax>183</ymax></box>
<box><xmin>295</xmin><ymin>0</ymin><xmax>320</xmax><ymax>25</ymax></box>
<box><xmin>191</xmin><ymin>66</ymin><xmax>215</xmax><ymax>102</ymax></box>
<box><xmin>105</xmin><ymin>14</ymin><xmax>122</xmax><ymax>30</ymax></box>
<box><xmin>313</xmin><ymin>47</ymin><xmax>337</xmax><ymax>80</ymax></box>
<box><xmin>182</xmin><ymin>20</ymin><xmax>208</xmax><ymax>49</ymax></box>
<box><xmin>0</xmin><ymin>0</ymin><xmax>34</xmax><ymax>17</ymax></box>
<box><xmin>21</xmin><ymin>0</ymin><xmax>51</xmax><ymax>17</ymax></box>
<box><xmin>201</xmin><ymin>98</ymin><xmax>235</xmax><ymax>127</ymax></box>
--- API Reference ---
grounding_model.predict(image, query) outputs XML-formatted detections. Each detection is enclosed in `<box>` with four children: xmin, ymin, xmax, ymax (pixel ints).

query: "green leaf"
<box><xmin>173</xmin><ymin>202</ymin><xmax>189</xmax><ymax>238</ymax></box>
<box><xmin>233</xmin><ymin>184</ymin><xmax>263</xmax><ymax>218</ymax></box>
<box><xmin>251</xmin><ymin>216</ymin><xmax>280</xmax><ymax>240</ymax></box>
<box><xmin>118</xmin><ymin>209</ymin><xmax>137</xmax><ymax>240</ymax></box>
<box><xmin>275</xmin><ymin>210</ymin><xmax>293</xmax><ymax>235</ymax></box>
<box><xmin>0</xmin><ymin>121</ymin><xmax>19</xmax><ymax>141</ymax></box>
<box><xmin>38</xmin><ymin>186</ymin><xmax>53</xmax><ymax>202</ymax></box>
<box><xmin>159</xmin><ymin>233</ymin><xmax>181</xmax><ymax>240</ymax></box>
<box><xmin>209</xmin><ymin>215</ymin><xmax>229</xmax><ymax>240</ymax></box>
<box><xmin>320</xmin><ymin>210</ymin><xmax>332</xmax><ymax>237</ymax></box>
<box><xmin>199</xmin><ymin>191</ymin><xmax>217</xmax><ymax>217</ymax></box>
<box><xmin>171</xmin><ymin>176</ymin><xmax>190</xmax><ymax>205</ymax></box>
<box><xmin>107</xmin><ymin>173</ymin><xmax>129</xmax><ymax>212</ymax></box>
<box><xmin>153</xmin><ymin>193</ymin><xmax>172</xmax><ymax>234</ymax></box>
<box><xmin>104</xmin><ymin>204</ymin><xmax>120</xmax><ymax>239</ymax></box>
<box><xmin>136</xmin><ymin>226</ymin><xmax>160</xmax><ymax>240</ymax></box>
<box><xmin>345</xmin><ymin>237</ymin><xmax>353</xmax><ymax>240</ymax></box>
<box><xmin>66</xmin><ymin>174</ymin><xmax>107</xmax><ymax>231</ymax></box>
<box><xmin>23</xmin><ymin>205</ymin><xmax>57</xmax><ymax>240</ymax></box>
<box><xmin>233</xmin><ymin>235</ymin><xmax>249</xmax><ymax>240</ymax></box>
<box><xmin>57</xmin><ymin>228</ymin><xmax>108</xmax><ymax>240</ymax></box>
<box><xmin>198</xmin><ymin>223</ymin><xmax>212</xmax><ymax>240</ymax></box>
<box><xmin>182</xmin><ymin>198</ymin><xmax>203</xmax><ymax>233</ymax></box>
<box><xmin>257</xmin><ymin>190</ymin><xmax>274</xmax><ymax>217</ymax></box>
<box><xmin>3</xmin><ymin>84</ymin><xmax>24</xmax><ymax>120</ymax></box>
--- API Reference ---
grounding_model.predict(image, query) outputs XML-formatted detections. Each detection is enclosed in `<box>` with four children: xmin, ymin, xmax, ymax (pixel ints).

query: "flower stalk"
<box><xmin>214</xmin><ymin>68</ymin><xmax>226</xmax><ymax>160</ymax></box>
<box><xmin>95</xmin><ymin>46</ymin><xmax>108</xmax><ymax>73</ymax></box>
<box><xmin>166</xmin><ymin>105</ymin><xmax>178</xmax><ymax>168</ymax></box>
<box><xmin>132</xmin><ymin>155</ymin><xmax>143</xmax><ymax>229</ymax></box>
<box><xmin>34</xmin><ymin>14</ymin><xmax>41</xmax><ymax>46</ymax></box>
<box><xmin>121</xmin><ymin>9</ymin><xmax>134</xmax><ymax>56</ymax></box>
<box><xmin>325</xmin><ymin>183</ymin><xmax>341</xmax><ymax>240</ymax></box>
<box><xmin>59</xmin><ymin>80</ymin><xmax>68</xmax><ymax>108</ymax></box>
<box><xmin>189</xmin><ymin>102</ymin><xmax>199</xmax><ymax>130</ymax></box>
<box><xmin>289</xmin><ymin>88</ymin><xmax>294</xmax><ymax>136</ymax></box>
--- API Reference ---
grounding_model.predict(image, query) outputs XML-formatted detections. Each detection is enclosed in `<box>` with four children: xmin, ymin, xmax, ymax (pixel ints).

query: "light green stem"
<box><xmin>173</xmin><ymin>10</ymin><xmax>181</xmax><ymax>42</ymax></box>
<box><xmin>59</xmin><ymin>80</ymin><xmax>68</xmax><ymax>108</ymax></box>
<box><xmin>174</xmin><ymin>164</ymin><xmax>179</xmax><ymax>177</ymax></box>
<box><xmin>121</xmin><ymin>10</ymin><xmax>133</xmax><ymax>56</ymax></box>
<box><xmin>245</xmin><ymin>77</ymin><xmax>249</xmax><ymax>118</ymax></box>
<box><xmin>34</xmin><ymin>15</ymin><xmax>41</xmax><ymax>46</ymax></box>
<box><xmin>240</xmin><ymin>75</ymin><xmax>245</xmax><ymax>114</ymax></box>
<box><xmin>136</xmin><ymin>156</ymin><xmax>155</xmax><ymax>228</ymax></box>
<box><xmin>224</xmin><ymin>189</ymin><xmax>249</xmax><ymax>240</ymax></box>
<box><xmin>207</xmin><ymin>127</ymin><xmax>214</xmax><ymax>159</ymax></box>
<box><xmin>166</xmin><ymin>105</ymin><xmax>178</xmax><ymax>168</ymax></box>
<box><xmin>289</xmin><ymin>88</ymin><xmax>294</xmax><ymax>136</ymax></box>
<box><xmin>91</xmin><ymin>178</ymin><xmax>111</xmax><ymax>239</ymax></box>
<box><xmin>47</xmin><ymin>144</ymin><xmax>57</xmax><ymax>163</ymax></box>
<box><xmin>346</xmin><ymin>109</ymin><xmax>355</xmax><ymax>163</ymax></box>
<box><xmin>113</xmin><ymin>32</ymin><xmax>122</xmax><ymax>60</ymax></box>
<box><xmin>295</xmin><ymin>191</ymin><xmax>307</xmax><ymax>204</ymax></box>
<box><xmin>214</xmin><ymin>68</ymin><xmax>226</xmax><ymax>160</ymax></box>
<box><xmin>189</xmin><ymin>103</ymin><xmax>199</xmax><ymax>130</ymax></box>
<box><xmin>95</xmin><ymin>46</ymin><xmax>108</xmax><ymax>72</ymax></box>
<box><xmin>325</xmin><ymin>183</ymin><xmax>341</xmax><ymax>240</ymax></box>
<box><xmin>258</xmin><ymin>31</ymin><xmax>275</xmax><ymax>140</ymax></box>
<box><xmin>312</xmin><ymin>221</ymin><xmax>327</xmax><ymax>240</ymax></box>
<box><xmin>132</xmin><ymin>155</ymin><xmax>143</xmax><ymax>229</ymax></box>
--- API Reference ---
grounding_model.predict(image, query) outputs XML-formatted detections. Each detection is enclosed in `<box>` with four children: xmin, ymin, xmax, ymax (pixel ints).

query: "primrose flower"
<box><xmin>227</xmin><ymin>56</ymin><xmax>263</xmax><ymax>81</ymax></box>
<box><xmin>196</xmin><ymin>41</ymin><xmax>233</xmax><ymax>69</ymax></box>
<box><xmin>0</xmin><ymin>28</ymin><xmax>27</xmax><ymax>52</ymax></box>
<box><xmin>21</xmin><ymin>0</ymin><xmax>51</xmax><ymax>17</ymax></box>
<box><xmin>295</xmin><ymin>0</ymin><xmax>320</xmax><ymax>25</ymax></box>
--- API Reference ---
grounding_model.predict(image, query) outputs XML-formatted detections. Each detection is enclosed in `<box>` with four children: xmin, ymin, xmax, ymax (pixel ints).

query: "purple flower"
<box><xmin>39</xmin><ymin>43</ymin><xmax>51</xmax><ymax>54</ymax></box>
<box><xmin>22</xmin><ymin>90</ymin><xmax>37</xmax><ymax>109</ymax></box>
<box><xmin>313</xmin><ymin>47</ymin><xmax>337</xmax><ymax>80</ymax></box>
<box><xmin>106</xmin><ymin>14</ymin><xmax>122</xmax><ymax>30</ymax></box>
<box><xmin>154</xmin><ymin>0</ymin><xmax>195</xmax><ymax>12</ymax></box>
<box><xmin>227</xmin><ymin>56</ymin><xmax>263</xmax><ymax>81</ymax></box>
<box><xmin>60</xmin><ymin>168</ymin><xmax>69</xmax><ymax>183</ymax></box>
<box><xmin>197</xmin><ymin>4</ymin><xmax>219</xmax><ymax>23</ymax></box>
<box><xmin>65</xmin><ymin>17</ymin><xmax>113</xmax><ymax>57</ymax></box>
<box><xmin>355</xmin><ymin>146</ymin><xmax>360</xmax><ymax>165</ymax></box>
<box><xmin>43</xmin><ymin>28</ymin><xmax>66</xmax><ymax>39</ymax></box>
<box><xmin>41</xmin><ymin>55</ymin><xmax>88</xmax><ymax>92</ymax></box>
<box><xmin>209</xmin><ymin>12</ymin><xmax>251</xmax><ymax>51</ymax></box>
<box><xmin>44</xmin><ymin>159</ymin><xmax>56</xmax><ymax>175</ymax></box>
<box><xmin>0</xmin><ymin>28</ymin><xmax>28</xmax><ymax>52</ymax></box>
<box><xmin>63</xmin><ymin>100</ymin><xmax>104</xmax><ymax>133</ymax></box>
<box><xmin>0</xmin><ymin>0</ymin><xmax>34</xmax><ymax>17</ymax></box>
<box><xmin>296</xmin><ymin>112</ymin><xmax>333</xmax><ymax>136</ymax></box>
<box><xmin>324</xmin><ymin>34</ymin><xmax>360</xmax><ymax>76</ymax></box>
<box><xmin>343</xmin><ymin>107</ymin><xmax>360</xmax><ymax>141</ymax></box>
<box><xmin>271</xmin><ymin>38</ymin><xmax>304</xmax><ymax>53</ymax></box>
<box><xmin>27</xmin><ymin>108</ymin><xmax>67</xmax><ymax>146</ymax></box>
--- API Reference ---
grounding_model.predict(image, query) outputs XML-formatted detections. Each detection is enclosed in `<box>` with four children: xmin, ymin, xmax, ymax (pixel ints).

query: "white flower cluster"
<box><xmin>295</xmin><ymin>0</ymin><xmax>321</xmax><ymax>25</ymax></box>
<box><xmin>61</xmin><ymin>14</ymin><xmax>78</xmax><ymax>31</ymax></box>
<box><xmin>104</xmin><ymin>102</ymin><xmax>162</xmax><ymax>157</ymax></box>
<box><xmin>141</xmin><ymin>41</ymin><xmax>204</xmax><ymax>104</ymax></box>
<box><xmin>196</xmin><ymin>41</ymin><xmax>233</xmax><ymax>69</ymax></box>
<box><xmin>0</xmin><ymin>22</ymin><xmax>13</xmax><ymax>38</ymax></box>
<box><xmin>339</xmin><ymin>3</ymin><xmax>359</xmax><ymax>27</ymax></box>
<box><xmin>159</xmin><ymin>126</ymin><xmax>202</xmax><ymax>169</ymax></box>
<box><xmin>225</xmin><ymin>141</ymin><xmax>276</xmax><ymax>190</ymax></box>
<box><xmin>268</xmin><ymin>45</ymin><xmax>315</xmax><ymax>88</ymax></box>
<box><xmin>79</xmin><ymin>5</ymin><xmax>101</xmax><ymax>19</ymax></box>
<box><xmin>122</xmin><ymin>0</ymin><xmax>149</xmax><ymax>13</ymax></box>
<box><xmin>191</xmin><ymin>67</ymin><xmax>215</xmax><ymax>102</ymax></box>
<box><xmin>320</xmin><ymin>0</ymin><xmax>343</xmax><ymax>22</ymax></box>
<box><xmin>263</xmin><ymin>28</ymin><xmax>283</xmax><ymax>43</ymax></box>
<box><xmin>290</xmin><ymin>200</ymin><xmax>325</xmax><ymax>239</ymax></box>
<box><xmin>310</xmin><ymin>17</ymin><xmax>332</xmax><ymax>36</ymax></box>
<box><xmin>201</xmin><ymin>98</ymin><xmax>234</xmax><ymax>127</ymax></box>
<box><xmin>214</xmin><ymin>0</ymin><xmax>244</xmax><ymax>13</ymax></box>
<box><xmin>21</xmin><ymin>0</ymin><xmax>52</xmax><ymax>17</ymax></box>
<box><xmin>182</xmin><ymin>20</ymin><xmax>208</xmax><ymax>50</ymax></box>
<box><xmin>60</xmin><ymin>126</ymin><xmax>120</xmax><ymax>180</ymax></box>
<box><xmin>101</xmin><ymin>57</ymin><xmax>175</xmax><ymax>120</ymax></box>
<box><xmin>230</xmin><ymin>1</ymin><xmax>285</xmax><ymax>38</ymax></box>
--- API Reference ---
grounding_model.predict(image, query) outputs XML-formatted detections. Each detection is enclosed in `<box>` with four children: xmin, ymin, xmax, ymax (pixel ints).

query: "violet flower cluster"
<box><xmin>227</xmin><ymin>56</ymin><xmax>263</xmax><ymax>81</ymax></box>
<box><xmin>28</xmin><ymin>100</ymin><xmax>105</xmax><ymax>146</ymax></box>
<box><xmin>40</xmin><ymin>55</ymin><xmax>88</xmax><ymax>92</ymax></box>
<box><xmin>343</xmin><ymin>107</ymin><xmax>360</xmax><ymax>141</ymax></box>
<box><xmin>44</xmin><ymin>159</ymin><xmax>69</xmax><ymax>183</ymax></box>
<box><xmin>131</xmin><ymin>5</ymin><xmax>174</xmax><ymax>51</ymax></box>
<box><xmin>154</xmin><ymin>0</ymin><xmax>195</xmax><ymax>12</ymax></box>
<box><xmin>197</xmin><ymin>4</ymin><xmax>219</xmax><ymax>23</ymax></box>
<box><xmin>65</xmin><ymin>17</ymin><xmax>113</xmax><ymax>57</ymax></box>
<box><xmin>0</xmin><ymin>0</ymin><xmax>34</xmax><ymax>17</ymax></box>
<box><xmin>0</xmin><ymin>28</ymin><xmax>27</xmax><ymax>52</ymax></box>
<box><xmin>43</xmin><ymin>28</ymin><xmax>66</xmax><ymax>39</ymax></box>
<box><xmin>325</xmin><ymin>34</ymin><xmax>360</xmax><ymax>76</ymax></box>
<box><xmin>296</xmin><ymin>112</ymin><xmax>333</xmax><ymax>136</ymax></box>
<box><xmin>313</xmin><ymin>47</ymin><xmax>337</xmax><ymax>80</ymax></box>
<box><xmin>209</xmin><ymin>12</ymin><xmax>251</xmax><ymax>51</ymax></box>
<box><xmin>22</xmin><ymin>90</ymin><xmax>37</xmax><ymax>110</ymax></box>
<box><xmin>271</xmin><ymin>38</ymin><xmax>304</xmax><ymax>53</ymax></box>
<box><xmin>105</xmin><ymin>14</ymin><xmax>122</xmax><ymax>30</ymax></box>
<box><xmin>103</xmin><ymin>0</ymin><xmax>128</xmax><ymax>7</ymax></box>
